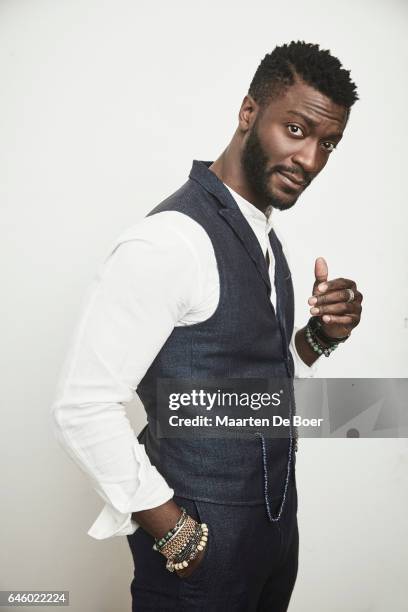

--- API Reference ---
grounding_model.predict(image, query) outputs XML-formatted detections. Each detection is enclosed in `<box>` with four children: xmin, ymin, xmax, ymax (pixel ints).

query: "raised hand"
<box><xmin>308</xmin><ymin>257</ymin><xmax>363</xmax><ymax>339</ymax></box>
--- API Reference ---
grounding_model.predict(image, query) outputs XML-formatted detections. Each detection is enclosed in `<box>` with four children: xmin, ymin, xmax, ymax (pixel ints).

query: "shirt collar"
<box><xmin>224</xmin><ymin>184</ymin><xmax>274</xmax><ymax>234</ymax></box>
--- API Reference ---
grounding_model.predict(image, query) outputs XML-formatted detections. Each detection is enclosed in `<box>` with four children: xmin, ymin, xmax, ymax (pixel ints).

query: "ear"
<box><xmin>238</xmin><ymin>94</ymin><xmax>259</xmax><ymax>133</ymax></box>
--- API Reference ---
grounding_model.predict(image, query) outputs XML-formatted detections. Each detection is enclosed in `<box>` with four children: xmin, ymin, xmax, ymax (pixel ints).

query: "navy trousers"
<box><xmin>126</xmin><ymin>473</ymin><xmax>298</xmax><ymax>611</ymax></box>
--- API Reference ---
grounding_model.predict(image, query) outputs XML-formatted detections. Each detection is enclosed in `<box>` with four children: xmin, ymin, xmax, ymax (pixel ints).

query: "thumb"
<box><xmin>314</xmin><ymin>257</ymin><xmax>328</xmax><ymax>285</ymax></box>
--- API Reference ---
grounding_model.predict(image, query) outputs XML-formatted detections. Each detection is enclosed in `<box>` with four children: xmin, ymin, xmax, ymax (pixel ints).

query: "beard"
<box><xmin>241</xmin><ymin>122</ymin><xmax>303</xmax><ymax>212</ymax></box>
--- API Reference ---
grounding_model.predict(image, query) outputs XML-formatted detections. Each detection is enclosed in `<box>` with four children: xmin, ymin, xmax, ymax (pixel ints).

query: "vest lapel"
<box><xmin>218</xmin><ymin>208</ymin><xmax>271</xmax><ymax>294</ymax></box>
<box><xmin>269</xmin><ymin>229</ymin><xmax>290</xmax><ymax>362</ymax></box>
<box><xmin>189</xmin><ymin>160</ymin><xmax>271</xmax><ymax>294</ymax></box>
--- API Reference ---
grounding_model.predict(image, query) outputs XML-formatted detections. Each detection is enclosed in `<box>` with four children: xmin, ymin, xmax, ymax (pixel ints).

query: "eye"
<box><xmin>287</xmin><ymin>124</ymin><xmax>304</xmax><ymax>137</ymax></box>
<box><xmin>322</xmin><ymin>141</ymin><xmax>337</xmax><ymax>153</ymax></box>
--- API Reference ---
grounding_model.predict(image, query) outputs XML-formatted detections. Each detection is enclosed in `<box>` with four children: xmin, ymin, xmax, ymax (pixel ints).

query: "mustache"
<box><xmin>270</xmin><ymin>165</ymin><xmax>312</xmax><ymax>186</ymax></box>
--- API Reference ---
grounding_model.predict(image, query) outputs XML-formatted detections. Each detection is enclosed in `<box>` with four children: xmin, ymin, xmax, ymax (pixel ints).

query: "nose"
<box><xmin>292</xmin><ymin>139</ymin><xmax>322</xmax><ymax>177</ymax></box>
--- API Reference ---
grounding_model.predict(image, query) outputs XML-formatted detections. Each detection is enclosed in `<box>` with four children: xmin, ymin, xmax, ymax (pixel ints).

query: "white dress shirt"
<box><xmin>51</xmin><ymin>183</ymin><xmax>316</xmax><ymax>540</ymax></box>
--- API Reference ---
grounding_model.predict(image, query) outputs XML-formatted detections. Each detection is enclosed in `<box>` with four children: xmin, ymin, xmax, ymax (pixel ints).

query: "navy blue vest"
<box><xmin>137</xmin><ymin>160</ymin><xmax>296</xmax><ymax>519</ymax></box>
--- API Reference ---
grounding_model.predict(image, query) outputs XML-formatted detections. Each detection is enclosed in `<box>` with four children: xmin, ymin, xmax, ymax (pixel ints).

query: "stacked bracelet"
<box><xmin>166</xmin><ymin>522</ymin><xmax>209</xmax><ymax>573</ymax></box>
<box><xmin>308</xmin><ymin>316</ymin><xmax>350</xmax><ymax>346</ymax></box>
<box><xmin>305</xmin><ymin>320</ymin><xmax>338</xmax><ymax>357</ymax></box>
<box><xmin>153</xmin><ymin>507</ymin><xmax>187</xmax><ymax>551</ymax></box>
<box><xmin>153</xmin><ymin>508</ymin><xmax>209</xmax><ymax>573</ymax></box>
<box><xmin>161</xmin><ymin>514</ymin><xmax>197</xmax><ymax>559</ymax></box>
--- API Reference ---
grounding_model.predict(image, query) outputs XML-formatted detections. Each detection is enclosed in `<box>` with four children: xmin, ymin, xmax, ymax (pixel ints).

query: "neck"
<box><xmin>209</xmin><ymin>132</ymin><xmax>267</xmax><ymax>215</ymax></box>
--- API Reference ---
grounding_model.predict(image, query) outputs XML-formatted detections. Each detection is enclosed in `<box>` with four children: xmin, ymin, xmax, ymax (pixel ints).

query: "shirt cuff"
<box><xmin>87</xmin><ymin>442</ymin><xmax>174</xmax><ymax>539</ymax></box>
<box><xmin>87</xmin><ymin>488</ymin><xmax>174</xmax><ymax>540</ymax></box>
<box><xmin>290</xmin><ymin>326</ymin><xmax>317</xmax><ymax>378</ymax></box>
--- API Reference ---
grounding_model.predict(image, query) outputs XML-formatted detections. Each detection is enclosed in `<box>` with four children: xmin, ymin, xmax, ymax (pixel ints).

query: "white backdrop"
<box><xmin>1</xmin><ymin>0</ymin><xmax>407</xmax><ymax>610</ymax></box>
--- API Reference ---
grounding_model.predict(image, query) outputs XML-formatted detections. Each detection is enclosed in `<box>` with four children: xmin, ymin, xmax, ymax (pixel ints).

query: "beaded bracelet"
<box><xmin>308</xmin><ymin>316</ymin><xmax>350</xmax><ymax>346</ymax></box>
<box><xmin>152</xmin><ymin>506</ymin><xmax>210</xmax><ymax>573</ymax></box>
<box><xmin>305</xmin><ymin>322</ymin><xmax>338</xmax><ymax>357</ymax></box>
<box><xmin>166</xmin><ymin>523</ymin><xmax>209</xmax><ymax>572</ymax></box>
<box><xmin>161</xmin><ymin>515</ymin><xmax>197</xmax><ymax>559</ymax></box>
<box><xmin>152</xmin><ymin>507</ymin><xmax>187</xmax><ymax>551</ymax></box>
<box><xmin>173</xmin><ymin>524</ymin><xmax>203</xmax><ymax>563</ymax></box>
<box><xmin>166</xmin><ymin>528</ymin><xmax>202</xmax><ymax>572</ymax></box>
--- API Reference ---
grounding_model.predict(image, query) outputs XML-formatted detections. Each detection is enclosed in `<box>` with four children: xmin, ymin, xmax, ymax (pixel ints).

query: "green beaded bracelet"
<box><xmin>305</xmin><ymin>324</ymin><xmax>338</xmax><ymax>357</ymax></box>
<box><xmin>153</xmin><ymin>507</ymin><xmax>187</xmax><ymax>551</ymax></box>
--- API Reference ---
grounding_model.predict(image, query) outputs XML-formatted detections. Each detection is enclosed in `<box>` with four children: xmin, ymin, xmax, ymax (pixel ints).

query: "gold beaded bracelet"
<box><xmin>166</xmin><ymin>523</ymin><xmax>209</xmax><ymax>572</ymax></box>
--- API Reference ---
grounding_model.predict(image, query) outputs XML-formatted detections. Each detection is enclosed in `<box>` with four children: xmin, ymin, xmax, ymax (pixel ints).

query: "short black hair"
<box><xmin>248</xmin><ymin>41</ymin><xmax>358</xmax><ymax>111</ymax></box>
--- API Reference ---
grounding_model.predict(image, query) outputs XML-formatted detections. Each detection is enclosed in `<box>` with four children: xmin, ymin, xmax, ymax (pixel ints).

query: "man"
<box><xmin>52</xmin><ymin>41</ymin><xmax>363</xmax><ymax>611</ymax></box>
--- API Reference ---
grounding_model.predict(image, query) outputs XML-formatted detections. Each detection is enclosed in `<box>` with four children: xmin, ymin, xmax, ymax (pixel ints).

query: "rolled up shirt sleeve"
<box><xmin>51</xmin><ymin>212</ymin><xmax>202</xmax><ymax>539</ymax></box>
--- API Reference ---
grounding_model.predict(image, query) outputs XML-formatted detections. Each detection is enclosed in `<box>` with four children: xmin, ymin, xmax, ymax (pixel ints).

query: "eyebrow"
<box><xmin>286</xmin><ymin>110</ymin><xmax>343</xmax><ymax>140</ymax></box>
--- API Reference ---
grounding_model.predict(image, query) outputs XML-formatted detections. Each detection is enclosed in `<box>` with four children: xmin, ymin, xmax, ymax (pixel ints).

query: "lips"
<box><xmin>276</xmin><ymin>171</ymin><xmax>306</xmax><ymax>189</ymax></box>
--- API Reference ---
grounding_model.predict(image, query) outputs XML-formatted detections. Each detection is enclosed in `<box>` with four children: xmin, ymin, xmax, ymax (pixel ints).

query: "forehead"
<box><xmin>261</xmin><ymin>79</ymin><xmax>348</xmax><ymax>133</ymax></box>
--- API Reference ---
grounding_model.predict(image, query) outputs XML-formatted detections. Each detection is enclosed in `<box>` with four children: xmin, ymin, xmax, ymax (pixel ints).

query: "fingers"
<box><xmin>309</xmin><ymin>271</ymin><xmax>363</xmax><ymax>332</ymax></box>
<box><xmin>320</xmin><ymin>313</ymin><xmax>360</xmax><ymax>326</ymax></box>
<box><xmin>308</xmin><ymin>277</ymin><xmax>363</xmax><ymax>328</ymax></box>
<box><xmin>309</xmin><ymin>289</ymin><xmax>363</xmax><ymax>307</ymax></box>
<box><xmin>314</xmin><ymin>257</ymin><xmax>328</xmax><ymax>284</ymax></box>
<box><xmin>309</xmin><ymin>289</ymin><xmax>347</xmax><ymax>306</ymax></box>
<box><xmin>313</xmin><ymin>277</ymin><xmax>357</xmax><ymax>296</ymax></box>
<box><xmin>310</xmin><ymin>301</ymin><xmax>362</xmax><ymax>317</ymax></box>
<box><xmin>308</xmin><ymin>288</ymin><xmax>363</xmax><ymax>306</ymax></box>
